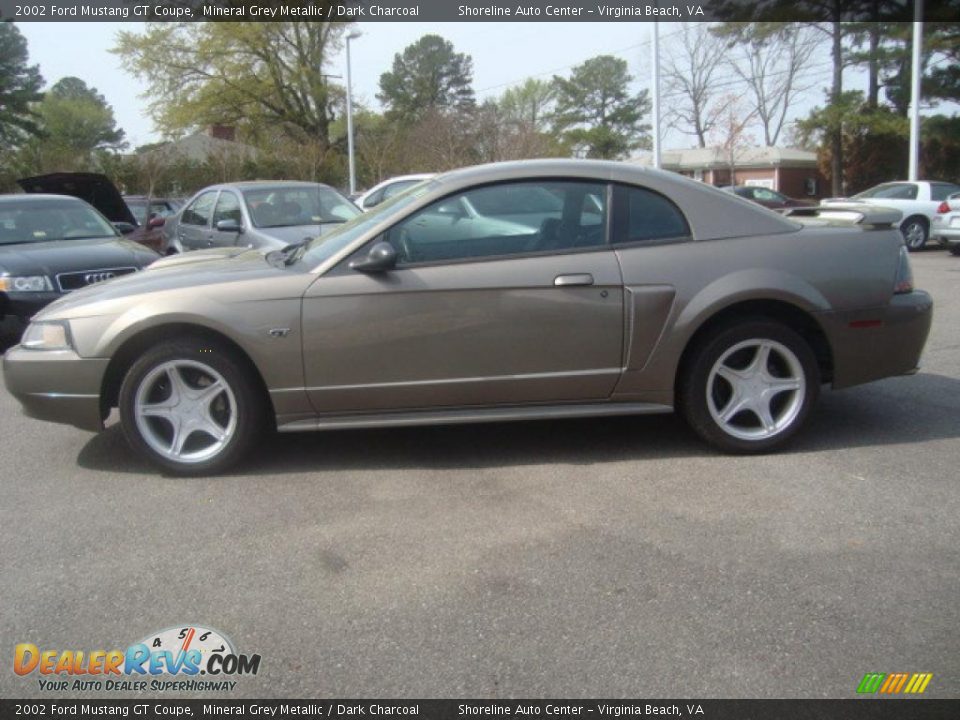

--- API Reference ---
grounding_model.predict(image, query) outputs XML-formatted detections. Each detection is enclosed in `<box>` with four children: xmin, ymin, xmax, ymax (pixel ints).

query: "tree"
<box><xmin>719</xmin><ymin>23</ymin><xmax>821</xmax><ymax>146</ymax></box>
<box><xmin>0</xmin><ymin>22</ymin><xmax>44</xmax><ymax>149</ymax></box>
<box><xmin>113</xmin><ymin>22</ymin><xmax>349</xmax><ymax>146</ymax></box>
<box><xmin>551</xmin><ymin>55</ymin><xmax>650</xmax><ymax>159</ymax></box>
<box><xmin>40</xmin><ymin>77</ymin><xmax>126</xmax><ymax>152</ymax></box>
<box><xmin>708</xmin><ymin>95</ymin><xmax>757</xmax><ymax>185</ymax></box>
<box><xmin>15</xmin><ymin>77</ymin><xmax>127</xmax><ymax>174</ymax></box>
<box><xmin>662</xmin><ymin>23</ymin><xmax>732</xmax><ymax>148</ymax></box>
<box><xmin>377</xmin><ymin>34</ymin><xmax>475</xmax><ymax>124</ymax></box>
<box><xmin>498</xmin><ymin>78</ymin><xmax>556</xmax><ymax>133</ymax></box>
<box><xmin>795</xmin><ymin>90</ymin><xmax>908</xmax><ymax>194</ymax></box>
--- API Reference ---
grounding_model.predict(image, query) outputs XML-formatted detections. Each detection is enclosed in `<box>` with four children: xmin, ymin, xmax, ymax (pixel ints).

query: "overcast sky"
<box><xmin>16</xmin><ymin>21</ymin><xmax>954</xmax><ymax>153</ymax></box>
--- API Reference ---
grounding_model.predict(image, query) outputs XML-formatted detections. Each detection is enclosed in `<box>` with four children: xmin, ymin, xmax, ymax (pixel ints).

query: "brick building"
<box><xmin>628</xmin><ymin>147</ymin><xmax>830</xmax><ymax>200</ymax></box>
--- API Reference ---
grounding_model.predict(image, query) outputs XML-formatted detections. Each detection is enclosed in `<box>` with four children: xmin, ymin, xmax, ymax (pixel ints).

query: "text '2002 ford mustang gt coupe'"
<box><xmin>4</xmin><ymin>160</ymin><xmax>932</xmax><ymax>475</ymax></box>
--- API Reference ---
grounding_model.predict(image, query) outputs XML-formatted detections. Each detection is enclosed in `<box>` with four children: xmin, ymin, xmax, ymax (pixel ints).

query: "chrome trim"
<box><xmin>56</xmin><ymin>266</ymin><xmax>137</xmax><ymax>292</ymax></box>
<box><xmin>28</xmin><ymin>392</ymin><xmax>99</xmax><ymax>399</ymax></box>
<box><xmin>276</xmin><ymin>401</ymin><xmax>672</xmax><ymax>432</ymax></box>
<box><xmin>270</xmin><ymin>367</ymin><xmax>623</xmax><ymax>394</ymax></box>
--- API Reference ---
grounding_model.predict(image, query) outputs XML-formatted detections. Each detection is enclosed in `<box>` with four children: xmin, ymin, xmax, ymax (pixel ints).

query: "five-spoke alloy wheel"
<box><xmin>119</xmin><ymin>337</ymin><xmax>265</xmax><ymax>475</ymax></box>
<box><xmin>680</xmin><ymin>320</ymin><xmax>820</xmax><ymax>453</ymax></box>
<box><xmin>901</xmin><ymin>217</ymin><xmax>928</xmax><ymax>251</ymax></box>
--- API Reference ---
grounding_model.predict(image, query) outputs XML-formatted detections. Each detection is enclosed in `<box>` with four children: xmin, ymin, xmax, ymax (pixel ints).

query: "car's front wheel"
<box><xmin>679</xmin><ymin>321</ymin><xmax>820</xmax><ymax>453</ymax></box>
<box><xmin>118</xmin><ymin>338</ymin><xmax>266</xmax><ymax>475</ymax></box>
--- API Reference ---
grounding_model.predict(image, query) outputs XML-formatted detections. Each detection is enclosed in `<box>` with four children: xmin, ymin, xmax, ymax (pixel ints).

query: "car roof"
<box><xmin>364</xmin><ymin>159</ymin><xmax>800</xmax><ymax>244</ymax></box>
<box><xmin>205</xmin><ymin>180</ymin><xmax>338</xmax><ymax>192</ymax></box>
<box><xmin>0</xmin><ymin>193</ymin><xmax>89</xmax><ymax>205</ymax></box>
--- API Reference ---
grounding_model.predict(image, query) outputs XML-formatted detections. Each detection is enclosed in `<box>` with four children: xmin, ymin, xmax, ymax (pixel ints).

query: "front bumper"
<box><xmin>3</xmin><ymin>346</ymin><xmax>108</xmax><ymax>432</ymax></box>
<box><xmin>0</xmin><ymin>292</ymin><xmax>60</xmax><ymax>342</ymax></box>
<box><xmin>823</xmin><ymin>290</ymin><xmax>933</xmax><ymax>389</ymax></box>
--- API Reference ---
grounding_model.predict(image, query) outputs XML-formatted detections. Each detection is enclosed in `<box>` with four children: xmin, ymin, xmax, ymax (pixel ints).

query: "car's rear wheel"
<box><xmin>901</xmin><ymin>216</ymin><xmax>929</xmax><ymax>251</ymax></box>
<box><xmin>118</xmin><ymin>338</ymin><xmax>266</xmax><ymax>475</ymax></box>
<box><xmin>679</xmin><ymin>321</ymin><xmax>820</xmax><ymax>453</ymax></box>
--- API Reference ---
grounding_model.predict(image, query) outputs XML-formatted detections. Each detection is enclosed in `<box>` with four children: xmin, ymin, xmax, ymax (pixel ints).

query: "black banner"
<box><xmin>2</xmin><ymin>700</ymin><xmax>960</xmax><ymax>720</ymax></box>
<box><xmin>2</xmin><ymin>0</ymin><xmax>959</xmax><ymax>22</ymax></box>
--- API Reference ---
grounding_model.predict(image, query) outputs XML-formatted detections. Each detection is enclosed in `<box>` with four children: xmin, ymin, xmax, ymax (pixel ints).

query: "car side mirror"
<box><xmin>362</xmin><ymin>195</ymin><xmax>380</xmax><ymax>209</ymax></box>
<box><xmin>216</xmin><ymin>219</ymin><xmax>243</xmax><ymax>233</ymax></box>
<box><xmin>147</xmin><ymin>216</ymin><xmax>166</xmax><ymax>229</ymax></box>
<box><xmin>350</xmin><ymin>241</ymin><xmax>397</xmax><ymax>273</ymax></box>
<box><xmin>113</xmin><ymin>222</ymin><xmax>136</xmax><ymax>235</ymax></box>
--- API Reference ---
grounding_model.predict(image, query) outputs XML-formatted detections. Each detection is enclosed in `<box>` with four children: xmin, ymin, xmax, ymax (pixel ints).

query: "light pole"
<box><xmin>346</xmin><ymin>30</ymin><xmax>362</xmax><ymax>196</ymax></box>
<box><xmin>651</xmin><ymin>23</ymin><xmax>661</xmax><ymax>170</ymax></box>
<box><xmin>907</xmin><ymin>3</ymin><xmax>923</xmax><ymax>182</ymax></box>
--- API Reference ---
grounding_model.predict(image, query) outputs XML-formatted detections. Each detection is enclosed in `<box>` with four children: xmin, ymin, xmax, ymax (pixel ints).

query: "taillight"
<box><xmin>937</xmin><ymin>201</ymin><xmax>950</xmax><ymax>213</ymax></box>
<box><xmin>894</xmin><ymin>246</ymin><xmax>914</xmax><ymax>294</ymax></box>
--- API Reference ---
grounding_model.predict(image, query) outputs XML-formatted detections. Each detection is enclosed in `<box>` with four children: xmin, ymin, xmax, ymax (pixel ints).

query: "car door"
<box><xmin>209</xmin><ymin>190</ymin><xmax>245</xmax><ymax>247</ymax></box>
<box><xmin>300</xmin><ymin>179</ymin><xmax>624</xmax><ymax>414</ymax></box>
<box><xmin>176</xmin><ymin>190</ymin><xmax>218</xmax><ymax>251</ymax></box>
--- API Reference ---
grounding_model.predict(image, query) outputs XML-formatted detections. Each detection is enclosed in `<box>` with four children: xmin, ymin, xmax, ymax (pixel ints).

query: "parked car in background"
<box><xmin>721</xmin><ymin>186</ymin><xmax>814</xmax><ymax>212</ymax></box>
<box><xmin>18</xmin><ymin>173</ymin><xmax>139</xmax><ymax>235</ymax></box>
<box><xmin>355</xmin><ymin>174</ymin><xmax>434</xmax><ymax>211</ymax></box>
<box><xmin>932</xmin><ymin>192</ymin><xmax>960</xmax><ymax>255</ymax></box>
<box><xmin>821</xmin><ymin>180</ymin><xmax>960</xmax><ymax>251</ymax></box>
<box><xmin>4</xmin><ymin>160</ymin><xmax>931</xmax><ymax>475</ymax></box>
<box><xmin>163</xmin><ymin>181</ymin><xmax>360</xmax><ymax>254</ymax></box>
<box><xmin>17</xmin><ymin>173</ymin><xmax>179</xmax><ymax>254</ymax></box>
<box><xmin>0</xmin><ymin>194</ymin><xmax>158</xmax><ymax>343</ymax></box>
<box><xmin>122</xmin><ymin>196</ymin><xmax>183</xmax><ymax>253</ymax></box>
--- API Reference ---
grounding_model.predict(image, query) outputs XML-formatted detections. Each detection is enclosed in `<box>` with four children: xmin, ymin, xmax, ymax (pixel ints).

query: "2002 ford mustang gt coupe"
<box><xmin>4</xmin><ymin>160</ymin><xmax>933</xmax><ymax>474</ymax></box>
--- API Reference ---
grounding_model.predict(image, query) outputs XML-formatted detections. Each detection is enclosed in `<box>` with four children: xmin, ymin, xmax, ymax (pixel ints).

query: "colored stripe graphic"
<box><xmin>904</xmin><ymin>673</ymin><xmax>933</xmax><ymax>694</ymax></box>
<box><xmin>857</xmin><ymin>673</ymin><xmax>886</xmax><ymax>693</ymax></box>
<box><xmin>858</xmin><ymin>672</ymin><xmax>933</xmax><ymax>694</ymax></box>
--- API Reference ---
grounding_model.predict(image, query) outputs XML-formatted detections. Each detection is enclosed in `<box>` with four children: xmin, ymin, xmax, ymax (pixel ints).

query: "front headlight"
<box><xmin>0</xmin><ymin>275</ymin><xmax>54</xmax><ymax>292</ymax></box>
<box><xmin>20</xmin><ymin>321</ymin><xmax>73</xmax><ymax>351</ymax></box>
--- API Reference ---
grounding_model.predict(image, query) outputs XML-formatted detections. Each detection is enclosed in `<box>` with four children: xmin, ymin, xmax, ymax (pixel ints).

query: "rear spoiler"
<box><xmin>784</xmin><ymin>203</ymin><xmax>902</xmax><ymax>229</ymax></box>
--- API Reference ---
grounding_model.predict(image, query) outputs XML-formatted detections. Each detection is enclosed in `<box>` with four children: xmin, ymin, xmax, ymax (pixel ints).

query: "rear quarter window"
<box><xmin>613</xmin><ymin>184</ymin><xmax>691</xmax><ymax>244</ymax></box>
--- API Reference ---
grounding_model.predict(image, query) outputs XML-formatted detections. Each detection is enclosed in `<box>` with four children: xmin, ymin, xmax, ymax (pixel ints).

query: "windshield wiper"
<box><xmin>269</xmin><ymin>238</ymin><xmax>312</xmax><ymax>266</ymax></box>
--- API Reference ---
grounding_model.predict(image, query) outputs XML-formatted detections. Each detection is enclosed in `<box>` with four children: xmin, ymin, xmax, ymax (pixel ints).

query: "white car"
<box><xmin>355</xmin><ymin>173</ymin><xmax>434</xmax><ymax>212</ymax></box>
<box><xmin>821</xmin><ymin>181</ymin><xmax>960</xmax><ymax>251</ymax></box>
<box><xmin>932</xmin><ymin>192</ymin><xmax>960</xmax><ymax>255</ymax></box>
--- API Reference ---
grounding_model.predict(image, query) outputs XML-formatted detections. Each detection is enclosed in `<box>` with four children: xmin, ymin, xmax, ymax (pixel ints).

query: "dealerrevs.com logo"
<box><xmin>857</xmin><ymin>672</ymin><xmax>934</xmax><ymax>695</ymax></box>
<box><xmin>14</xmin><ymin>625</ymin><xmax>260</xmax><ymax>692</ymax></box>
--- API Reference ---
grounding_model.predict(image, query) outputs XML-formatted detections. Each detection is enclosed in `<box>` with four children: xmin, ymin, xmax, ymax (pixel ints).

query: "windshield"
<box><xmin>0</xmin><ymin>198</ymin><xmax>118</xmax><ymax>244</ymax></box>
<box><xmin>243</xmin><ymin>185</ymin><xmax>360</xmax><ymax>228</ymax></box>
<box><xmin>297</xmin><ymin>180</ymin><xmax>438</xmax><ymax>268</ymax></box>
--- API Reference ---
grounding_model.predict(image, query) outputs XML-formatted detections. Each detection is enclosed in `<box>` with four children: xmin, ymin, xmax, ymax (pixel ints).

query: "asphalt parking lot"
<box><xmin>1</xmin><ymin>252</ymin><xmax>958</xmax><ymax>700</ymax></box>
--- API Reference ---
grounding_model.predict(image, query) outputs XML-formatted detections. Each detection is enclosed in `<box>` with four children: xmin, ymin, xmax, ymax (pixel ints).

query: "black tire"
<box><xmin>950</xmin><ymin>245</ymin><xmax>960</xmax><ymax>257</ymax></box>
<box><xmin>678</xmin><ymin>320</ymin><xmax>821</xmax><ymax>454</ymax></box>
<box><xmin>901</xmin><ymin>216</ymin><xmax>929</xmax><ymax>251</ymax></box>
<box><xmin>118</xmin><ymin>336</ymin><xmax>267</xmax><ymax>475</ymax></box>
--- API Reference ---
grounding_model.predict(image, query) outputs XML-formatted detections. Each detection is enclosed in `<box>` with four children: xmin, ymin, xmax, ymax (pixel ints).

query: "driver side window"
<box><xmin>385</xmin><ymin>180</ymin><xmax>608</xmax><ymax>265</ymax></box>
<box><xmin>182</xmin><ymin>191</ymin><xmax>218</xmax><ymax>227</ymax></box>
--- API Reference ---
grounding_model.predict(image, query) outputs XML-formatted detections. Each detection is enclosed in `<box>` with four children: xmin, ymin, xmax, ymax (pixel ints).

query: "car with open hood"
<box><xmin>0</xmin><ymin>193</ymin><xmax>159</xmax><ymax>343</ymax></box>
<box><xmin>17</xmin><ymin>172</ymin><xmax>176</xmax><ymax>253</ymax></box>
<box><xmin>3</xmin><ymin>160</ymin><xmax>931</xmax><ymax>475</ymax></box>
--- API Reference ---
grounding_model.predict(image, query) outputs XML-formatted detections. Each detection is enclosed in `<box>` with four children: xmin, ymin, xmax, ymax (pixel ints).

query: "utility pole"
<box><xmin>346</xmin><ymin>30</ymin><xmax>362</xmax><ymax>195</ymax></box>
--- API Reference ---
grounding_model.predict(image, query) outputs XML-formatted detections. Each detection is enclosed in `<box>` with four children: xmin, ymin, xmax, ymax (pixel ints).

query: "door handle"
<box><xmin>554</xmin><ymin>273</ymin><xmax>594</xmax><ymax>287</ymax></box>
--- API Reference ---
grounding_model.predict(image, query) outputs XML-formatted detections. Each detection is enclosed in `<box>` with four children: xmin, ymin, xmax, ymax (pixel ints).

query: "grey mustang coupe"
<box><xmin>4</xmin><ymin>160</ymin><xmax>932</xmax><ymax>474</ymax></box>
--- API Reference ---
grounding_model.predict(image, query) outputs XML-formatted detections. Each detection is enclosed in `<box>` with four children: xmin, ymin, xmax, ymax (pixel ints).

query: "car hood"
<box><xmin>0</xmin><ymin>236</ymin><xmax>157</xmax><ymax>276</ymax></box>
<box><xmin>34</xmin><ymin>246</ymin><xmax>295</xmax><ymax>319</ymax></box>
<box><xmin>17</xmin><ymin>172</ymin><xmax>138</xmax><ymax>226</ymax></box>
